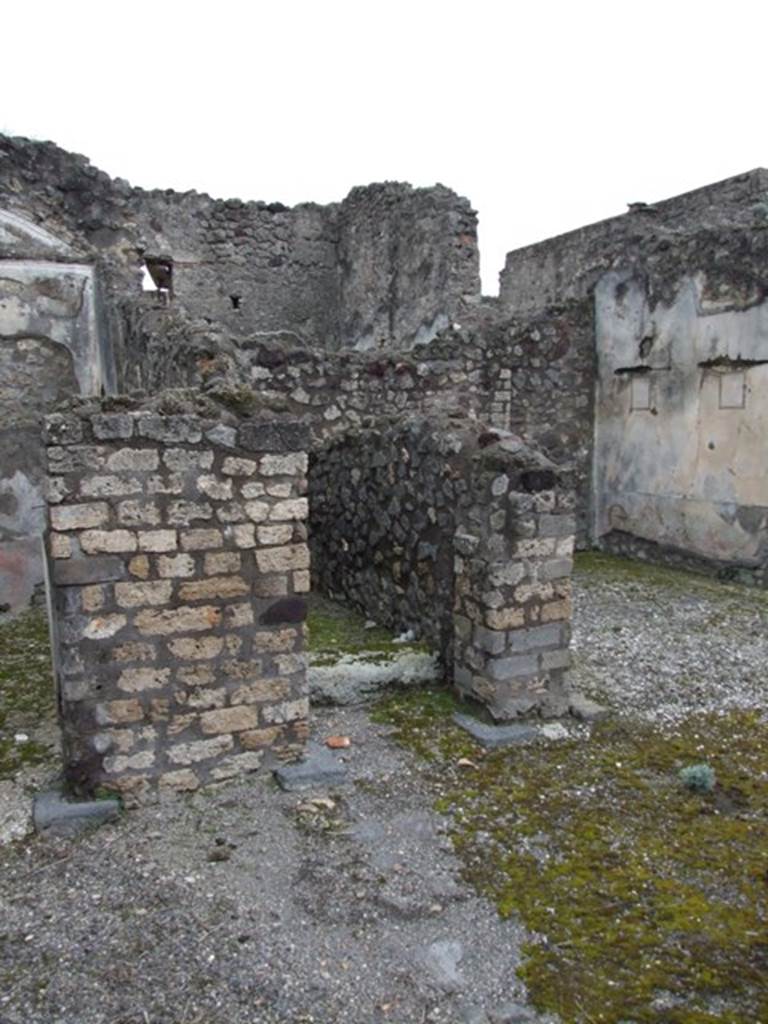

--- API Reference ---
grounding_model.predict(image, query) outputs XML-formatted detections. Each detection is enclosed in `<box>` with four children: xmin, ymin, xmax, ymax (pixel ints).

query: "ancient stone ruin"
<box><xmin>1</xmin><ymin>133</ymin><xmax>766</xmax><ymax>797</ymax></box>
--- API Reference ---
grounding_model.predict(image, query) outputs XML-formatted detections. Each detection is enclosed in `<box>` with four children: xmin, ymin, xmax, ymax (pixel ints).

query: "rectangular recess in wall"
<box><xmin>719</xmin><ymin>372</ymin><xmax>746</xmax><ymax>409</ymax></box>
<box><xmin>631</xmin><ymin>375</ymin><xmax>652</xmax><ymax>411</ymax></box>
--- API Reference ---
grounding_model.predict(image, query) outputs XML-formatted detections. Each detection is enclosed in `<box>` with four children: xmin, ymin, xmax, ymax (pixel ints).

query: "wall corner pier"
<box><xmin>43</xmin><ymin>402</ymin><xmax>310</xmax><ymax>805</ymax></box>
<box><xmin>452</xmin><ymin>434</ymin><xmax>575</xmax><ymax>720</ymax></box>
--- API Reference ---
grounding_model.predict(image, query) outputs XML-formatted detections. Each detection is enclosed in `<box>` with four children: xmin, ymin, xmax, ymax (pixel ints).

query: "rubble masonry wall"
<box><xmin>309</xmin><ymin>418</ymin><xmax>575</xmax><ymax>719</ymax></box>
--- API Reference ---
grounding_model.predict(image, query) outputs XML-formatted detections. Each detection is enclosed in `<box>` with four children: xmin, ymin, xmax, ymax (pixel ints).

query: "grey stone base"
<box><xmin>568</xmin><ymin>694</ymin><xmax>610</xmax><ymax>722</ymax></box>
<box><xmin>452</xmin><ymin>713</ymin><xmax>539</xmax><ymax>748</ymax></box>
<box><xmin>274</xmin><ymin>743</ymin><xmax>350</xmax><ymax>791</ymax></box>
<box><xmin>33</xmin><ymin>787</ymin><xmax>121</xmax><ymax>837</ymax></box>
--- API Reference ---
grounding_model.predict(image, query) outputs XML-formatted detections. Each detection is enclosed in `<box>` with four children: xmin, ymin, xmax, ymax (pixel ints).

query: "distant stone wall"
<box><xmin>0</xmin><ymin>134</ymin><xmax>480</xmax><ymax>351</ymax></box>
<box><xmin>499</xmin><ymin>169</ymin><xmax>768</xmax><ymax>316</ymax></box>
<box><xmin>309</xmin><ymin>417</ymin><xmax>574</xmax><ymax>718</ymax></box>
<box><xmin>44</xmin><ymin>405</ymin><xmax>310</xmax><ymax>803</ymax></box>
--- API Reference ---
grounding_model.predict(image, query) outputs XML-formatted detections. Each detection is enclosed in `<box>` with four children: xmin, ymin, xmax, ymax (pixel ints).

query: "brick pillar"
<box><xmin>44</xmin><ymin>408</ymin><xmax>309</xmax><ymax>804</ymax></box>
<box><xmin>452</xmin><ymin>436</ymin><xmax>574</xmax><ymax>719</ymax></box>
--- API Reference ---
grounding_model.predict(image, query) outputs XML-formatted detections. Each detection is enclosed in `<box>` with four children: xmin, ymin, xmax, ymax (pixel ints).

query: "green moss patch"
<box><xmin>374</xmin><ymin>688</ymin><xmax>768</xmax><ymax>1023</ymax></box>
<box><xmin>307</xmin><ymin>593</ymin><xmax>430</xmax><ymax>665</ymax></box>
<box><xmin>574</xmin><ymin>551</ymin><xmax>768</xmax><ymax>609</ymax></box>
<box><xmin>0</xmin><ymin>609</ymin><xmax>57</xmax><ymax>779</ymax></box>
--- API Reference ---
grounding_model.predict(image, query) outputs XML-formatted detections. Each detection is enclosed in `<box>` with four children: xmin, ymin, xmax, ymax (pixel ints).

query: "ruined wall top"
<box><xmin>499</xmin><ymin>168</ymin><xmax>768</xmax><ymax>315</ymax></box>
<box><xmin>0</xmin><ymin>134</ymin><xmax>480</xmax><ymax>350</ymax></box>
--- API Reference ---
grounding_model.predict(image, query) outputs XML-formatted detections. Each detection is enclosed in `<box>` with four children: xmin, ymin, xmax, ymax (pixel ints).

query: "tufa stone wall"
<box><xmin>309</xmin><ymin>417</ymin><xmax>574</xmax><ymax>718</ymax></box>
<box><xmin>44</xmin><ymin>405</ymin><xmax>310</xmax><ymax>803</ymax></box>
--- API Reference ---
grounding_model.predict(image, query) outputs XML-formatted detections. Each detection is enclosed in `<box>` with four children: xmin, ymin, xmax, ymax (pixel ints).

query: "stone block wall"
<box><xmin>309</xmin><ymin>417</ymin><xmax>574</xmax><ymax>718</ymax></box>
<box><xmin>309</xmin><ymin>417</ymin><xmax>464</xmax><ymax>659</ymax></box>
<box><xmin>44</xmin><ymin>405</ymin><xmax>310</xmax><ymax>803</ymax></box>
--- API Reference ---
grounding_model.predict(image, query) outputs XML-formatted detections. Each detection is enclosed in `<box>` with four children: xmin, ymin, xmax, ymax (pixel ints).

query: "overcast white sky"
<box><xmin>4</xmin><ymin>0</ymin><xmax>766</xmax><ymax>292</ymax></box>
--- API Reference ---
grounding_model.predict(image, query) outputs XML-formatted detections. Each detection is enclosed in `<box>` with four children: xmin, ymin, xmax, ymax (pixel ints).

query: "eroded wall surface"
<box><xmin>0</xmin><ymin>212</ymin><xmax>110</xmax><ymax>607</ymax></box>
<box><xmin>44</xmin><ymin>405</ymin><xmax>310</xmax><ymax>803</ymax></box>
<box><xmin>594</xmin><ymin>271</ymin><xmax>768</xmax><ymax>575</ymax></box>
<box><xmin>0</xmin><ymin>135</ymin><xmax>480</xmax><ymax>351</ymax></box>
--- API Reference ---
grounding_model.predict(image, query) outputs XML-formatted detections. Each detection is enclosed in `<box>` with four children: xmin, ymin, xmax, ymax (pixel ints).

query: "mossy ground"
<box><xmin>307</xmin><ymin>593</ymin><xmax>430</xmax><ymax>666</ymax></box>
<box><xmin>573</xmin><ymin>550</ymin><xmax>768</xmax><ymax>612</ymax></box>
<box><xmin>0</xmin><ymin>609</ymin><xmax>58</xmax><ymax>780</ymax></box>
<box><xmin>374</xmin><ymin>555</ymin><xmax>768</xmax><ymax>1024</ymax></box>
<box><xmin>375</xmin><ymin>689</ymin><xmax>768</xmax><ymax>1023</ymax></box>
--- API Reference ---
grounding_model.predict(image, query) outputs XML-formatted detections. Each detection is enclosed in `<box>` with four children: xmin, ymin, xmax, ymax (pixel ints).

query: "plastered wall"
<box><xmin>0</xmin><ymin>215</ymin><xmax>111</xmax><ymax>607</ymax></box>
<box><xmin>593</xmin><ymin>270</ymin><xmax>768</xmax><ymax>572</ymax></box>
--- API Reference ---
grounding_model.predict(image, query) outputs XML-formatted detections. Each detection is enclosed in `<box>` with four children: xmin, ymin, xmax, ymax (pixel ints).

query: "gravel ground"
<box><xmin>1</xmin><ymin>555</ymin><xmax>766</xmax><ymax>1024</ymax></box>
<box><xmin>570</xmin><ymin>555</ymin><xmax>768</xmax><ymax>728</ymax></box>
<box><xmin>0</xmin><ymin>704</ymin><xmax>541</xmax><ymax>1024</ymax></box>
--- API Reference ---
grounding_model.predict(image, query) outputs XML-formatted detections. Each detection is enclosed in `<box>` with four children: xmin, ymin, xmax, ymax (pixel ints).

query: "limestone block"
<box><xmin>260</xmin><ymin>452</ymin><xmax>308</xmax><ymax>476</ymax></box>
<box><xmin>181</xmin><ymin>575</ymin><xmax>247</xmax><ymax>601</ymax></box>
<box><xmin>204</xmin><ymin>551</ymin><xmax>242</xmax><ymax>575</ymax></box>
<box><xmin>241</xmin><ymin>727</ymin><xmax>281</xmax><ymax>750</ymax></box>
<box><xmin>117</xmin><ymin>667</ymin><xmax>171</xmax><ymax>692</ymax></box>
<box><xmin>117</xmin><ymin>500</ymin><xmax>161</xmax><ymax>526</ymax></box>
<box><xmin>158</xmin><ymin>769</ymin><xmax>200</xmax><ymax>792</ymax></box>
<box><xmin>485</xmin><ymin>607</ymin><xmax>524</xmax><ymax>630</ymax></box>
<box><xmin>231</xmin><ymin>678</ymin><xmax>291</xmax><ymax>704</ymax></box>
<box><xmin>95</xmin><ymin>699</ymin><xmax>144</xmax><ymax>725</ymax></box>
<box><xmin>167</xmin><ymin>735</ymin><xmax>234</xmax><ymax>765</ymax></box>
<box><xmin>135</xmin><ymin>605</ymin><xmax>222</xmax><ymax>635</ymax></box>
<box><xmin>163</xmin><ymin>448</ymin><xmax>214</xmax><ymax>471</ymax></box>
<box><xmin>200</xmin><ymin>705</ymin><xmax>261</xmax><ymax>734</ymax></box>
<box><xmin>197</xmin><ymin>475</ymin><xmax>233</xmax><ymax>500</ymax></box>
<box><xmin>80</xmin><ymin>529</ymin><xmax>137</xmax><ymax>554</ymax></box>
<box><xmin>244</xmin><ymin>501</ymin><xmax>270</xmax><ymax>522</ymax></box>
<box><xmin>268</xmin><ymin>499</ymin><xmax>309</xmax><ymax>524</ymax></box>
<box><xmin>115</xmin><ymin>580</ymin><xmax>173</xmax><ymax>608</ymax></box>
<box><xmin>83</xmin><ymin>614</ymin><xmax>127</xmax><ymax>639</ymax></box>
<box><xmin>103</xmin><ymin>750</ymin><xmax>156</xmax><ymax>774</ymax></box>
<box><xmin>209</xmin><ymin>751</ymin><xmax>265</xmax><ymax>781</ymax></box>
<box><xmin>50</xmin><ymin>502</ymin><xmax>110</xmax><ymax>531</ymax></box>
<box><xmin>180</xmin><ymin>528</ymin><xmax>223</xmax><ymax>551</ymax></box>
<box><xmin>111</xmin><ymin>641</ymin><xmax>156</xmax><ymax>663</ymax></box>
<box><xmin>106</xmin><ymin>448</ymin><xmax>159</xmax><ymax>472</ymax></box>
<box><xmin>81</xmin><ymin>476</ymin><xmax>142</xmax><ymax>498</ymax></box>
<box><xmin>257</xmin><ymin>524</ymin><xmax>293</xmax><ymax>546</ymax></box>
<box><xmin>222</xmin><ymin>456</ymin><xmax>257</xmax><ymax>476</ymax></box>
<box><xmin>50</xmin><ymin>533</ymin><xmax>73</xmax><ymax>559</ymax></box>
<box><xmin>224</xmin><ymin>603</ymin><xmax>254</xmax><ymax>627</ymax></box>
<box><xmin>168</xmin><ymin>500</ymin><xmax>213</xmax><ymax>526</ymax></box>
<box><xmin>128</xmin><ymin>554</ymin><xmax>151</xmax><ymax>578</ymax></box>
<box><xmin>255</xmin><ymin>543</ymin><xmax>309</xmax><ymax>572</ymax></box>
<box><xmin>157</xmin><ymin>553</ymin><xmax>195</xmax><ymax>577</ymax></box>
<box><xmin>167</xmin><ymin>636</ymin><xmax>224</xmax><ymax>660</ymax></box>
